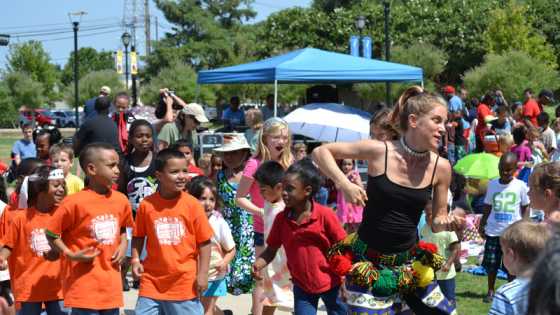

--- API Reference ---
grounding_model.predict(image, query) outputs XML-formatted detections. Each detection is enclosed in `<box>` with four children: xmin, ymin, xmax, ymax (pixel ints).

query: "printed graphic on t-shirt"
<box><xmin>154</xmin><ymin>217</ymin><xmax>185</xmax><ymax>245</ymax></box>
<box><xmin>90</xmin><ymin>214</ymin><xmax>118</xmax><ymax>245</ymax></box>
<box><xmin>127</xmin><ymin>177</ymin><xmax>157</xmax><ymax>211</ymax></box>
<box><xmin>29</xmin><ymin>228</ymin><xmax>51</xmax><ymax>256</ymax></box>
<box><xmin>492</xmin><ymin>192</ymin><xmax>518</xmax><ymax>222</ymax></box>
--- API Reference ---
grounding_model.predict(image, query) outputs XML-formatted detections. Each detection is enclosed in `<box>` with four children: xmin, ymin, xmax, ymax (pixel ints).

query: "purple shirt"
<box><xmin>510</xmin><ymin>141</ymin><xmax>532</xmax><ymax>167</ymax></box>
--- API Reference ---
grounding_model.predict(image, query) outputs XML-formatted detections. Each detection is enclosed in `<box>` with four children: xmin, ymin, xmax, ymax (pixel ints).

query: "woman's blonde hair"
<box><xmin>254</xmin><ymin>117</ymin><xmax>293</xmax><ymax>169</ymax></box>
<box><xmin>245</xmin><ymin>108</ymin><xmax>263</xmax><ymax>130</ymax></box>
<box><xmin>390</xmin><ymin>85</ymin><xmax>447</xmax><ymax>132</ymax></box>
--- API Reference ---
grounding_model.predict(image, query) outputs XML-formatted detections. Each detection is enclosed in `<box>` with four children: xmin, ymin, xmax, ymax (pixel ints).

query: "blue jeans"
<box><xmin>293</xmin><ymin>285</ymin><xmax>347</xmax><ymax>315</ymax></box>
<box><xmin>135</xmin><ymin>296</ymin><xmax>203</xmax><ymax>315</ymax></box>
<box><xmin>437</xmin><ymin>278</ymin><xmax>456</xmax><ymax>306</ymax></box>
<box><xmin>70</xmin><ymin>308</ymin><xmax>119</xmax><ymax>315</ymax></box>
<box><xmin>19</xmin><ymin>300</ymin><xmax>68</xmax><ymax>315</ymax></box>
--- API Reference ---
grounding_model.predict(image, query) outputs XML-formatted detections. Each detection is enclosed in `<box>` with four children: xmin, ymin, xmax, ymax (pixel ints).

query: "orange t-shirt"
<box><xmin>0</xmin><ymin>205</ymin><xmax>19</xmax><ymax>238</ymax></box>
<box><xmin>49</xmin><ymin>188</ymin><xmax>133</xmax><ymax>309</ymax></box>
<box><xmin>523</xmin><ymin>99</ymin><xmax>541</xmax><ymax>126</ymax></box>
<box><xmin>1</xmin><ymin>208</ymin><xmax>63</xmax><ymax>302</ymax></box>
<box><xmin>133</xmin><ymin>191</ymin><xmax>213</xmax><ymax>301</ymax></box>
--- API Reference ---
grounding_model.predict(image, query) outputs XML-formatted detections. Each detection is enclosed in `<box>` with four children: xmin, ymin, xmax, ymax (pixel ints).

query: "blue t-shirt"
<box><xmin>488</xmin><ymin>278</ymin><xmax>529</xmax><ymax>315</ymax></box>
<box><xmin>448</xmin><ymin>95</ymin><xmax>463</xmax><ymax>113</ymax></box>
<box><xmin>222</xmin><ymin>106</ymin><xmax>245</xmax><ymax>128</ymax></box>
<box><xmin>11</xmin><ymin>139</ymin><xmax>36</xmax><ymax>159</ymax></box>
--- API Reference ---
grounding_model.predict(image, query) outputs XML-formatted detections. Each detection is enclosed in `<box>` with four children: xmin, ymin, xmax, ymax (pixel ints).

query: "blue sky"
<box><xmin>0</xmin><ymin>0</ymin><xmax>311</xmax><ymax>69</ymax></box>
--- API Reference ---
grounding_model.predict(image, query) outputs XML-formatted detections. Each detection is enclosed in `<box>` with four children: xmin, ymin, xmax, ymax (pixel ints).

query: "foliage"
<box><xmin>60</xmin><ymin>47</ymin><xmax>115</xmax><ymax>86</ymax></box>
<box><xmin>483</xmin><ymin>2</ymin><xmax>556</xmax><ymax>68</ymax></box>
<box><xmin>2</xmin><ymin>72</ymin><xmax>47</xmax><ymax>109</ymax></box>
<box><xmin>0</xmin><ymin>82</ymin><xmax>19</xmax><ymax>128</ymax></box>
<box><xmin>354</xmin><ymin>43</ymin><xmax>447</xmax><ymax>106</ymax></box>
<box><xmin>463</xmin><ymin>51</ymin><xmax>560</xmax><ymax>102</ymax></box>
<box><xmin>141</xmin><ymin>61</ymin><xmax>215</xmax><ymax>106</ymax></box>
<box><xmin>527</xmin><ymin>0</ymin><xmax>560</xmax><ymax>67</ymax></box>
<box><xmin>6</xmin><ymin>41</ymin><xmax>59</xmax><ymax>100</ymax></box>
<box><xmin>144</xmin><ymin>0</ymin><xmax>257</xmax><ymax>78</ymax></box>
<box><xmin>64</xmin><ymin>70</ymin><xmax>123</xmax><ymax>108</ymax></box>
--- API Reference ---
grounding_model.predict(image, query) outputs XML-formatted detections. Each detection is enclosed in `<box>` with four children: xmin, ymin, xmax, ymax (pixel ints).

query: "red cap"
<box><xmin>443</xmin><ymin>85</ymin><xmax>455</xmax><ymax>94</ymax></box>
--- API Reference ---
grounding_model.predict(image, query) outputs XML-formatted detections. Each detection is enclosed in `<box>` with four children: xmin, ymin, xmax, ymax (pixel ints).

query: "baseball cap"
<box><xmin>538</xmin><ymin>89</ymin><xmax>555</xmax><ymax>102</ymax></box>
<box><xmin>100</xmin><ymin>86</ymin><xmax>111</xmax><ymax>95</ymax></box>
<box><xmin>442</xmin><ymin>85</ymin><xmax>455</xmax><ymax>94</ymax></box>
<box><xmin>182</xmin><ymin>103</ymin><xmax>209</xmax><ymax>123</ymax></box>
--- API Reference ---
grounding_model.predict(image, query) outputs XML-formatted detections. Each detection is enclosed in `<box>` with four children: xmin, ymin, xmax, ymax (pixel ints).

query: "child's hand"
<box><xmin>131</xmin><ymin>260</ymin><xmax>144</xmax><ymax>280</ymax></box>
<box><xmin>441</xmin><ymin>263</ymin><xmax>451</xmax><ymax>272</ymax></box>
<box><xmin>68</xmin><ymin>247</ymin><xmax>100</xmax><ymax>263</ymax></box>
<box><xmin>216</xmin><ymin>260</ymin><xmax>228</xmax><ymax>274</ymax></box>
<box><xmin>196</xmin><ymin>274</ymin><xmax>208</xmax><ymax>296</ymax></box>
<box><xmin>252</xmin><ymin>259</ymin><xmax>266</xmax><ymax>281</ymax></box>
<box><xmin>111</xmin><ymin>243</ymin><xmax>127</xmax><ymax>265</ymax></box>
<box><xmin>43</xmin><ymin>249</ymin><xmax>60</xmax><ymax>261</ymax></box>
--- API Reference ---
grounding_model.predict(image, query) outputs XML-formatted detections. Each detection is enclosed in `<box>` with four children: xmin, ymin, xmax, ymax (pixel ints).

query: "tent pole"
<box><xmin>274</xmin><ymin>80</ymin><xmax>278</xmax><ymax>117</ymax></box>
<box><xmin>421</xmin><ymin>81</ymin><xmax>424</xmax><ymax>88</ymax></box>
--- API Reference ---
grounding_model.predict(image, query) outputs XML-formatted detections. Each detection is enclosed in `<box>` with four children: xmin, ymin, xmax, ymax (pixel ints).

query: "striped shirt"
<box><xmin>488</xmin><ymin>278</ymin><xmax>529</xmax><ymax>315</ymax></box>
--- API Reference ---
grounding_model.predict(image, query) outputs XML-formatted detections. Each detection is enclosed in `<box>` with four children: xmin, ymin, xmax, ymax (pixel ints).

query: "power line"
<box><xmin>8</xmin><ymin>23</ymin><xmax>123</xmax><ymax>37</ymax></box>
<box><xmin>8</xmin><ymin>23</ymin><xmax>144</xmax><ymax>40</ymax></box>
<box><xmin>0</xmin><ymin>16</ymin><xmax>122</xmax><ymax>31</ymax></box>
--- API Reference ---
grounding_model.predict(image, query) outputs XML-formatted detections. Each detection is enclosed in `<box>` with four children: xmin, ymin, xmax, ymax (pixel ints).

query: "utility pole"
<box><xmin>144</xmin><ymin>0</ymin><xmax>151</xmax><ymax>55</ymax></box>
<box><xmin>69</xmin><ymin>11</ymin><xmax>86</xmax><ymax>130</ymax></box>
<box><xmin>155</xmin><ymin>16</ymin><xmax>159</xmax><ymax>41</ymax></box>
<box><xmin>384</xmin><ymin>0</ymin><xmax>391</xmax><ymax>106</ymax></box>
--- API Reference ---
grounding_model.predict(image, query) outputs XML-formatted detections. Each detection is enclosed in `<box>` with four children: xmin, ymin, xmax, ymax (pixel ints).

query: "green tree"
<box><xmin>64</xmin><ymin>70</ymin><xmax>123</xmax><ymax>108</ymax></box>
<box><xmin>141</xmin><ymin>61</ymin><xmax>215</xmax><ymax>106</ymax></box>
<box><xmin>3</xmin><ymin>72</ymin><xmax>47</xmax><ymax>109</ymax></box>
<box><xmin>483</xmin><ymin>2</ymin><xmax>556</xmax><ymax>68</ymax></box>
<box><xmin>60</xmin><ymin>47</ymin><xmax>115</xmax><ymax>86</ymax></box>
<box><xmin>527</xmin><ymin>0</ymin><xmax>560</xmax><ymax>66</ymax></box>
<box><xmin>144</xmin><ymin>0</ymin><xmax>257</xmax><ymax>78</ymax></box>
<box><xmin>6</xmin><ymin>41</ymin><xmax>59</xmax><ymax>100</ymax></box>
<box><xmin>463</xmin><ymin>50</ymin><xmax>560</xmax><ymax>101</ymax></box>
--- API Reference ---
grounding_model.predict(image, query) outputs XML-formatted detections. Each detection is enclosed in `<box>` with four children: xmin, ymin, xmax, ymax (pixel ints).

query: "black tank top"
<box><xmin>357</xmin><ymin>141</ymin><xmax>439</xmax><ymax>253</ymax></box>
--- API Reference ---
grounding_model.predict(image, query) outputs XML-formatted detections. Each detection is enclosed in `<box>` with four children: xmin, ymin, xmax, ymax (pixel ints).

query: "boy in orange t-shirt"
<box><xmin>0</xmin><ymin>166</ymin><xmax>67</xmax><ymax>314</ymax></box>
<box><xmin>131</xmin><ymin>148</ymin><xmax>213</xmax><ymax>315</ymax></box>
<box><xmin>49</xmin><ymin>143</ymin><xmax>134</xmax><ymax>315</ymax></box>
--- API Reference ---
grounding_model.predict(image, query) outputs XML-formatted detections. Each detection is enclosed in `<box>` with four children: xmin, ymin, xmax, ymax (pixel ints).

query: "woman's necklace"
<box><xmin>399</xmin><ymin>136</ymin><xmax>430</xmax><ymax>159</ymax></box>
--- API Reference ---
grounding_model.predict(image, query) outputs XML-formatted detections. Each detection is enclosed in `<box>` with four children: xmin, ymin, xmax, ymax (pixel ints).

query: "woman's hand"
<box><xmin>434</xmin><ymin>213</ymin><xmax>466</xmax><ymax>232</ymax></box>
<box><xmin>341</xmin><ymin>181</ymin><xmax>367</xmax><ymax>207</ymax></box>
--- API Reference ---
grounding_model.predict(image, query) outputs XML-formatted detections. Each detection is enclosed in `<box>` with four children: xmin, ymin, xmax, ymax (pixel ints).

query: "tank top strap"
<box><xmin>383</xmin><ymin>141</ymin><xmax>388</xmax><ymax>173</ymax></box>
<box><xmin>429</xmin><ymin>154</ymin><xmax>440</xmax><ymax>185</ymax></box>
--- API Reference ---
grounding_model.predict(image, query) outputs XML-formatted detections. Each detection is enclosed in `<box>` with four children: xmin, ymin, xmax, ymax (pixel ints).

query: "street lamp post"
<box><xmin>72</xmin><ymin>21</ymin><xmax>79</xmax><ymax>130</ymax></box>
<box><xmin>355</xmin><ymin>16</ymin><xmax>366</xmax><ymax>52</ymax></box>
<box><xmin>384</xmin><ymin>0</ymin><xmax>392</xmax><ymax>106</ymax></box>
<box><xmin>121</xmin><ymin>32</ymin><xmax>131</xmax><ymax>89</ymax></box>
<box><xmin>131</xmin><ymin>45</ymin><xmax>138</xmax><ymax>106</ymax></box>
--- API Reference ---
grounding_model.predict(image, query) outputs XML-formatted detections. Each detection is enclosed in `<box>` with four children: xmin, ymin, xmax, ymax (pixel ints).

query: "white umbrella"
<box><xmin>284</xmin><ymin>103</ymin><xmax>372</xmax><ymax>142</ymax></box>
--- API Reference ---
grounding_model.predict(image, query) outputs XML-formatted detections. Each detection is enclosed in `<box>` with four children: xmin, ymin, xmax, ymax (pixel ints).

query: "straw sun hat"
<box><xmin>213</xmin><ymin>133</ymin><xmax>251</xmax><ymax>153</ymax></box>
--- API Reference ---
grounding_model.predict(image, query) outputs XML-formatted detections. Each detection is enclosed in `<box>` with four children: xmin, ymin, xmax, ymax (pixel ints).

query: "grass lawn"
<box><xmin>455</xmin><ymin>270</ymin><xmax>506</xmax><ymax>315</ymax></box>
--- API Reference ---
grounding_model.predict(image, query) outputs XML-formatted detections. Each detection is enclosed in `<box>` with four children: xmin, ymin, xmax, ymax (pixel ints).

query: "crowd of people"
<box><xmin>0</xmin><ymin>83</ymin><xmax>559</xmax><ymax>315</ymax></box>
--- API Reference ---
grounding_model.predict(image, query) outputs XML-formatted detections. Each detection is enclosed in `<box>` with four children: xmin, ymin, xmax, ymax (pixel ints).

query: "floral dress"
<box><xmin>217</xmin><ymin>170</ymin><xmax>255</xmax><ymax>295</ymax></box>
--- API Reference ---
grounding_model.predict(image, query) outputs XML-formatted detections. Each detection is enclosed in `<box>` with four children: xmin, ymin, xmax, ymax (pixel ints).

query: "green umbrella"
<box><xmin>453</xmin><ymin>153</ymin><xmax>500</xmax><ymax>179</ymax></box>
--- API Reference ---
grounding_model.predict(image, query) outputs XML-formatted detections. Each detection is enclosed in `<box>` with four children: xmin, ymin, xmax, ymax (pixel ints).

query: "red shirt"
<box><xmin>475</xmin><ymin>103</ymin><xmax>492</xmax><ymax>138</ymax></box>
<box><xmin>267</xmin><ymin>202</ymin><xmax>346</xmax><ymax>294</ymax></box>
<box><xmin>523</xmin><ymin>99</ymin><xmax>541</xmax><ymax>126</ymax></box>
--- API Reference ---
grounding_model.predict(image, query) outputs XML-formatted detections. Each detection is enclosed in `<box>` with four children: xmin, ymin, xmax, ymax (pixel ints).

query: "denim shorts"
<box><xmin>254</xmin><ymin>232</ymin><xmax>264</xmax><ymax>247</ymax></box>
<box><xmin>135</xmin><ymin>296</ymin><xmax>203</xmax><ymax>315</ymax></box>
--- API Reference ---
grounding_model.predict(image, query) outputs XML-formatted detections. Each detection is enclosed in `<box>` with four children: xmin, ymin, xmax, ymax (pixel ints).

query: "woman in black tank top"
<box><xmin>313</xmin><ymin>86</ymin><xmax>465</xmax><ymax>315</ymax></box>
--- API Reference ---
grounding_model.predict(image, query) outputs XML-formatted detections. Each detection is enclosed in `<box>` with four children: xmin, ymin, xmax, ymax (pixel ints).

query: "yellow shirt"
<box><xmin>65</xmin><ymin>173</ymin><xmax>84</xmax><ymax>195</ymax></box>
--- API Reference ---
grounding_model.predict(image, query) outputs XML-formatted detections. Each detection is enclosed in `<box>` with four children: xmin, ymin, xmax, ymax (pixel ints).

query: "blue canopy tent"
<box><xmin>197</xmin><ymin>47</ymin><xmax>423</xmax><ymax>116</ymax></box>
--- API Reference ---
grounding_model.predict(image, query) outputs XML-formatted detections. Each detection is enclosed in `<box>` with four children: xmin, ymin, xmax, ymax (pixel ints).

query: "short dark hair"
<box><xmin>171</xmin><ymin>139</ymin><xmax>192</xmax><ymax>151</ymax></box>
<box><xmin>94</xmin><ymin>96</ymin><xmax>112</xmax><ymax>112</ymax></box>
<box><xmin>285</xmin><ymin>158</ymin><xmax>322</xmax><ymax>196</ymax></box>
<box><xmin>255</xmin><ymin>160</ymin><xmax>285</xmax><ymax>188</ymax></box>
<box><xmin>496</xmin><ymin>105</ymin><xmax>508</xmax><ymax>115</ymax></box>
<box><xmin>33</xmin><ymin>126</ymin><xmax>62</xmax><ymax>146</ymax></box>
<box><xmin>20</xmin><ymin>123</ymin><xmax>32</xmax><ymax>130</ymax></box>
<box><xmin>79</xmin><ymin>142</ymin><xmax>116</xmax><ymax>171</ymax></box>
<box><xmin>155</xmin><ymin>148</ymin><xmax>186</xmax><ymax>172</ymax></box>
<box><xmin>115</xmin><ymin>91</ymin><xmax>129</xmax><ymax>101</ymax></box>
<box><xmin>524</xmin><ymin>88</ymin><xmax>533</xmax><ymax>95</ymax></box>
<box><xmin>538</xmin><ymin>112</ymin><xmax>550</xmax><ymax>126</ymax></box>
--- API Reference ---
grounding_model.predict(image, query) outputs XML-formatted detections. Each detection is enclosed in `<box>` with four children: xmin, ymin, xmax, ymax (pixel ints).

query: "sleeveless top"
<box><xmin>357</xmin><ymin>142</ymin><xmax>439</xmax><ymax>253</ymax></box>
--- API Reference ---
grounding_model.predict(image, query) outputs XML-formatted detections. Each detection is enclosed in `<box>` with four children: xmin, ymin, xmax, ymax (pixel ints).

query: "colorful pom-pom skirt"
<box><xmin>328</xmin><ymin>233</ymin><xmax>457</xmax><ymax>315</ymax></box>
